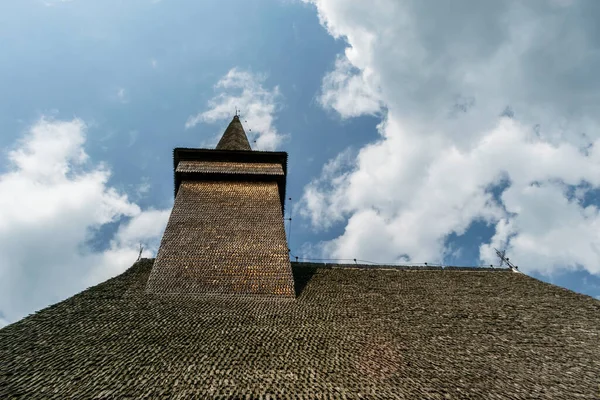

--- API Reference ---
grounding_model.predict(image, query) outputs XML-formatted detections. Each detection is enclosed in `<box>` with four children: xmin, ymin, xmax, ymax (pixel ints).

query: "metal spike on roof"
<box><xmin>495</xmin><ymin>248</ymin><xmax>519</xmax><ymax>272</ymax></box>
<box><xmin>216</xmin><ymin>115</ymin><xmax>252</xmax><ymax>151</ymax></box>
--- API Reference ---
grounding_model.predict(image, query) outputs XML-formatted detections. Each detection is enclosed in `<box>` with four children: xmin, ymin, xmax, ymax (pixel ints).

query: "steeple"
<box><xmin>146</xmin><ymin>115</ymin><xmax>295</xmax><ymax>297</ymax></box>
<box><xmin>216</xmin><ymin>115</ymin><xmax>252</xmax><ymax>151</ymax></box>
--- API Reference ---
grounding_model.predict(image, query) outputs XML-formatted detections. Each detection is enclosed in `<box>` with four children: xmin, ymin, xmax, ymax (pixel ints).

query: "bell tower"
<box><xmin>146</xmin><ymin>116</ymin><xmax>295</xmax><ymax>297</ymax></box>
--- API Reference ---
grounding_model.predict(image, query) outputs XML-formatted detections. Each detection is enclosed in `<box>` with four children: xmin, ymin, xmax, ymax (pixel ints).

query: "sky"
<box><xmin>1</xmin><ymin>0</ymin><xmax>600</xmax><ymax>326</ymax></box>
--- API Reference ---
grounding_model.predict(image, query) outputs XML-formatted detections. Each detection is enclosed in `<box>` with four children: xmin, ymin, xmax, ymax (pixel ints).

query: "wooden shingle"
<box><xmin>2</xmin><ymin>260</ymin><xmax>599</xmax><ymax>399</ymax></box>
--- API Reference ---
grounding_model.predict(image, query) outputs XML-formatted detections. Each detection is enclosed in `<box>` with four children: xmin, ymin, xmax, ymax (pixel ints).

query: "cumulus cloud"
<box><xmin>0</xmin><ymin>118</ymin><xmax>170</xmax><ymax>327</ymax></box>
<box><xmin>185</xmin><ymin>68</ymin><xmax>287</xmax><ymax>150</ymax></box>
<box><xmin>299</xmin><ymin>0</ymin><xmax>600</xmax><ymax>275</ymax></box>
<box><xmin>319</xmin><ymin>56</ymin><xmax>382</xmax><ymax>118</ymax></box>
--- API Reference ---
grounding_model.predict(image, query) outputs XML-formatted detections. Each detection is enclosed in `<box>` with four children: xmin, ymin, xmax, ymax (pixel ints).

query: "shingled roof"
<box><xmin>216</xmin><ymin>115</ymin><xmax>252</xmax><ymax>151</ymax></box>
<box><xmin>2</xmin><ymin>259</ymin><xmax>600</xmax><ymax>399</ymax></box>
<box><xmin>146</xmin><ymin>180</ymin><xmax>295</xmax><ymax>297</ymax></box>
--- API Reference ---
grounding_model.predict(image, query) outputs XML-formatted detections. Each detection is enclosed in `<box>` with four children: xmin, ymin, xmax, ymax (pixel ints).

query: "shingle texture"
<box><xmin>147</xmin><ymin>181</ymin><xmax>295</xmax><ymax>296</ymax></box>
<box><xmin>176</xmin><ymin>160</ymin><xmax>284</xmax><ymax>175</ymax></box>
<box><xmin>2</xmin><ymin>259</ymin><xmax>600</xmax><ymax>399</ymax></box>
<box><xmin>216</xmin><ymin>116</ymin><xmax>252</xmax><ymax>151</ymax></box>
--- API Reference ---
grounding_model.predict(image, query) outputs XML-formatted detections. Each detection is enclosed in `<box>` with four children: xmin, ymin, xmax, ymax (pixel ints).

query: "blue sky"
<box><xmin>1</xmin><ymin>0</ymin><xmax>600</xmax><ymax>326</ymax></box>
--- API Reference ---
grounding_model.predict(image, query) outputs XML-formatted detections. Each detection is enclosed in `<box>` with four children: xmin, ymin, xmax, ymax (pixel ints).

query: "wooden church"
<box><xmin>1</xmin><ymin>117</ymin><xmax>599</xmax><ymax>399</ymax></box>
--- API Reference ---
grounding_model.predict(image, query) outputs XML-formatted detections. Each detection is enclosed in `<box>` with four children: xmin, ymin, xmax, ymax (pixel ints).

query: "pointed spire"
<box><xmin>216</xmin><ymin>115</ymin><xmax>252</xmax><ymax>151</ymax></box>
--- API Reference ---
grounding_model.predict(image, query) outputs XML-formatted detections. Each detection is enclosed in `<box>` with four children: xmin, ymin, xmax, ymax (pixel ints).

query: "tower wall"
<box><xmin>146</xmin><ymin>180</ymin><xmax>295</xmax><ymax>296</ymax></box>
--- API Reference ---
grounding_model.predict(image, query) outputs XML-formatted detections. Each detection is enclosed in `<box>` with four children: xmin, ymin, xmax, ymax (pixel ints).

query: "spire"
<box><xmin>216</xmin><ymin>115</ymin><xmax>252</xmax><ymax>151</ymax></box>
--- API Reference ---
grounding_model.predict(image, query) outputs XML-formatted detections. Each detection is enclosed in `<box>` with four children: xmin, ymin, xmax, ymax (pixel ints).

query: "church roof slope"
<box><xmin>2</xmin><ymin>260</ymin><xmax>600</xmax><ymax>399</ymax></box>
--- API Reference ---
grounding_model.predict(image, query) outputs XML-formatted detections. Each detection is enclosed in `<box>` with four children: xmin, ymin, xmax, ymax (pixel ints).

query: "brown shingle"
<box><xmin>172</xmin><ymin>147</ymin><xmax>289</xmax><ymax>212</ymax></box>
<box><xmin>2</xmin><ymin>260</ymin><xmax>600</xmax><ymax>399</ymax></box>
<box><xmin>216</xmin><ymin>116</ymin><xmax>252</xmax><ymax>151</ymax></box>
<box><xmin>147</xmin><ymin>180</ymin><xmax>295</xmax><ymax>297</ymax></box>
<box><xmin>176</xmin><ymin>160</ymin><xmax>284</xmax><ymax>175</ymax></box>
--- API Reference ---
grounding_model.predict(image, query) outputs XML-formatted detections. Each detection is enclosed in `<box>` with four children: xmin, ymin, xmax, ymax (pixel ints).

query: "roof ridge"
<box><xmin>291</xmin><ymin>262</ymin><xmax>512</xmax><ymax>272</ymax></box>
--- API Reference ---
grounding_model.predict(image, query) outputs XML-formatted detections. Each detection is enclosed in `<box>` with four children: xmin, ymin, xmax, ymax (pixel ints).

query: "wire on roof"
<box><xmin>288</xmin><ymin>253</ymin><xmax>511</xmax><ymax>269</ymax></box>
<box><xmin>285</xmin><ymin>197</ymin><xmax>294</xmax><ymax>252</ymax></box>
<box><xmin>239</xmin><ymin>113</ymin><xmax>256</xmax><ymax>144</ymax></box>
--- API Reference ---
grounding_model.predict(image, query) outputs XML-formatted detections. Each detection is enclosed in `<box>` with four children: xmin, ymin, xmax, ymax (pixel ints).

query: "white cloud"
<box><xmin>116</xmin><ymin>87</ymin><xmax>129</xmax><ymax>104</ymax></box>
<box><xmin>299</xmin><ymin>0</ymin><xmax>600</xmax><ymax>275</ymax></box>
<box><xmin>185</xmin><ymin>68</ymin><xmax>287</xmax><ymax>150</ymax></box>
<box><xmin>0</xmin><ymin>118</ymin><xmax>170</xmax><ymax>327</ymax></box>
<box><xmin>480</xmin><ymin>181</ymin><xmax>600</xmax><ymax>275</ymax></box>
<box><xmin>298</xmin><ymin>148</ymin><xmax>356</xmax><ymax>229</ymax></box>
<box><xmin>319</xmin><ymin>56</ymin><xmax>382</xmax><ymax>118</ymax></box>
<box><xmin>135</xmin><ymin>177</ymin><xmax>151</xmax><ymax>198</ymax></box>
